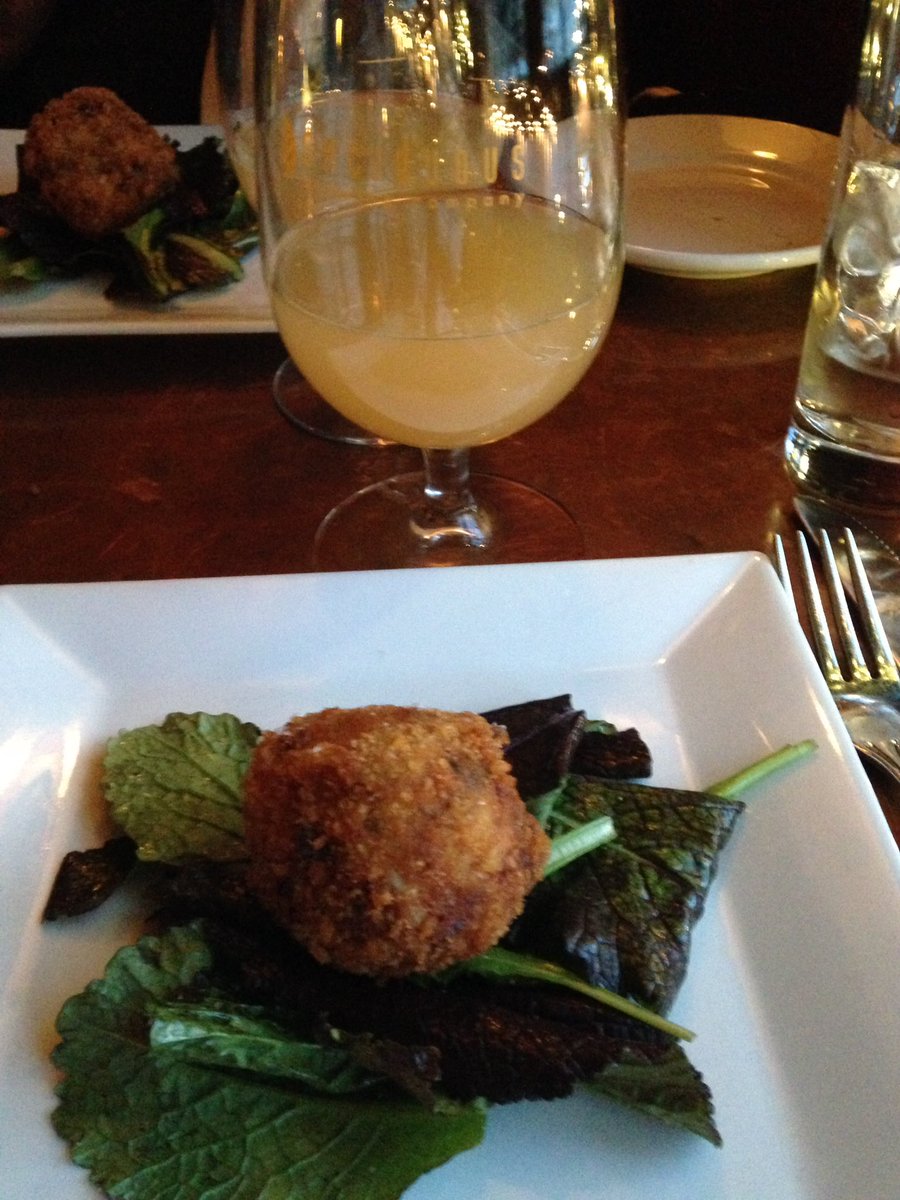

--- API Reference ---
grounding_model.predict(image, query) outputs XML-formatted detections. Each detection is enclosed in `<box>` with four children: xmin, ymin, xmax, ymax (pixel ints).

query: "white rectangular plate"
<box><xmin>0</xmin><ymin>126</ymin><xmax>275</xmax><ymax>335</ymax></box>
<box><xmin>1</xmin><ymin>554</ymin><xmax>899</xmax><ymax>1199</ymax></box>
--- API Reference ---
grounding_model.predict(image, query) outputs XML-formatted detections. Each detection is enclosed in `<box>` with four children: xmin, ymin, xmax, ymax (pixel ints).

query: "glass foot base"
<box><xmin>312</xmin><ymin>472</ymin><xmax>584</xmax><ymax>570</ymax></box>
<box><xmin>786</xmin><ymin>422</ymin><xmax>900</xmax><ymax>511</ymax></box>
<box><xmin>273</xmin><ymin>360</ymin><xmax>394</xmax><ymax>447</ymax></box>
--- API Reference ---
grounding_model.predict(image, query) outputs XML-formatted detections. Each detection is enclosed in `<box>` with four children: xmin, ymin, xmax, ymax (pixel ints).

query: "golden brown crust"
<box><xmin>22</xmin><ymin>86</ymin><xmax>179</xmax><ymax>238</ymax></box>
<box><xmin>243</xmin><ymin>705</ymin><xmax>551</xmax><ymax>977</ymax></box>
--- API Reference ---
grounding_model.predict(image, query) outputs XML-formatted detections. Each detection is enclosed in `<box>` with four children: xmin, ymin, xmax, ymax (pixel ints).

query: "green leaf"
<box><xmin>119</xmin><ymin>207</ymin><xmax>185</xmax><ymax>299</ymax></box>
<box><xmin>517</xmin><ymin>777</ymin><xmax>744</xmax><ymax>1013</ymax></box>
<box><xmin>164</xmin><ymin>233</ymin><xmax>245</xmax><ymax>288</ymax></box>
<box><xmin>52</xmin><ymin>924</ymin><xmax>487</xmax><ymax>1200</ymax></box>
<box><xmin>103</xmin><ymin>712</ymin><xmax>259</xmax><ymax>862</ymax></box>
<box><xmin>218</xmin><ymin>189</ymin><xmax>258</xmax><ymax>237</ymax></box>
<box><xmin>0</xmin><ymin>236</ymin><xmax>45</xmax><ymax>282</ymax></box>
<box><xmin>149</xmin><ymin>1001</ymin><xmax>380</xmax><ymax>1092</ymax></box>
<box><xmin>587</xmin><ymin>1043</ymin><xmax>721</xmax><ymax>1146</ymax></box>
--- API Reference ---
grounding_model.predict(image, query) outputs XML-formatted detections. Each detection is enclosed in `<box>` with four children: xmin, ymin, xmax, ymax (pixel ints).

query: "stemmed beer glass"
<box><xmin>255</xmin><ymin>0</ymin><xmax>624</xmax><ymax>569</ymax></box>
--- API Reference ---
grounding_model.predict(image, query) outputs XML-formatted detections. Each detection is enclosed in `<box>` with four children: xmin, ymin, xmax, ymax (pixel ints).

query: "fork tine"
<box><xmin>772</xmin><ymin>533</ymin><xmax>797</xmax><ymax>615</ymax></box>
<box><xmin>819</xmin><ymin>529</ymin><xmax>870</xmax><ymax>684</ymax></box>
<box><xmin>796</xmin><ymin>530</ymin><xmax>844</xmax><ymax>687</ymax></box>
<box><xmin>843</xmin><ymin>526</ymin><xmax>900</xmax><ymax>684</ymax></box>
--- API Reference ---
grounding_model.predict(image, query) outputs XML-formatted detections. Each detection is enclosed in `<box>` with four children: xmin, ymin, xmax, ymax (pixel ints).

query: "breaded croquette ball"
<box><xmin>22</xmin><ymin>87</ymin><xmax>179</xmax><ymax>238</ymax></box>
<box><xmin>243</xmin><ymin>705</ymin><xmax>551</xmax><ymax>977</ymax></box>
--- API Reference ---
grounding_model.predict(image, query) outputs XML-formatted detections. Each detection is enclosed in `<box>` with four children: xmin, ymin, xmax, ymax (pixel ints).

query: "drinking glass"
<box><xmin>256</xmin><ymin>0</ymin><xmax>624</xmax><ymax>569</ymax></box>
<box><xmin>213</xmin><ymin>0</ymin><xmax>391</xmax><ymax>445</ymax></box>
<box><xmin>785</xmin><ymin>0</ymin><xmax>900</xmax><ymax>509</ymax></box>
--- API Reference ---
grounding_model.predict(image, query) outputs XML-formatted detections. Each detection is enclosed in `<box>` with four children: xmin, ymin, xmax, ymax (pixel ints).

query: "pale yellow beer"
<box><xmin>270</xmin><ymin>191</ymin><xmax>617</xmax><ymax>448</ymax></box>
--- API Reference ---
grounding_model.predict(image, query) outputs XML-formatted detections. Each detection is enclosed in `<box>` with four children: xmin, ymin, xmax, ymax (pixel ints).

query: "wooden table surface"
<box><xmin>2</xmin><ymin>261</ymin><xmax>899</xmax><ymax>839</ymax></box>
<box><xmin>0</xmin><ymin>264</ymin><xmax>815</xmax><ymax>579</ymax></box>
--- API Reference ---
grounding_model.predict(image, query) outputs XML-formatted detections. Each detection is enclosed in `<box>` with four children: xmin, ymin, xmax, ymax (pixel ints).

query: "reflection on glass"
<box><xmin>213</xmin><ymin>0</ymin><xmax>393</xmax><ymax>445</ymax></box>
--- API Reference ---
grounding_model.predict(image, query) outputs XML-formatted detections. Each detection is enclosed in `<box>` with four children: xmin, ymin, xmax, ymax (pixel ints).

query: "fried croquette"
<box><xmin>22</xmin><ymin>87</ymin><xmax>179</xmax><ymax>238</ymax></box>
<box><xmin>243</xmin><ymin>705</ymin><xmax>551</xmax><ymax>978</ymax></box>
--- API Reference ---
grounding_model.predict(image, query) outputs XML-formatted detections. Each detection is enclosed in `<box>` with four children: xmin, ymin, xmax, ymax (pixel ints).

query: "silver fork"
<box><xmin>773</xmin><ymin>527</ymin><xmax>900</xmax><ymax>784</ymax></box>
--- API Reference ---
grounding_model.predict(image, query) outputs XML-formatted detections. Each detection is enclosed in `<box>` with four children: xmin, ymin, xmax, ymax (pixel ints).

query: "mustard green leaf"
<box><xmin>52</xmin><ymin>923</ymin><xmax>486</xmax><ymax>1200</ymax></box>
<box><xmin>103</xmin><ymin>712</ymin><xmax>259</xmax><ymax>862</ymax></box>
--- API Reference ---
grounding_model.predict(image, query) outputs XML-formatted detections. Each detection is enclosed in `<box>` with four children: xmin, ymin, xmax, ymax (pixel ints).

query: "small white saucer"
<box><xmin>624</xmin><ymin>114</ymin><xmax>839</xmax><ymax>278</ymax></box>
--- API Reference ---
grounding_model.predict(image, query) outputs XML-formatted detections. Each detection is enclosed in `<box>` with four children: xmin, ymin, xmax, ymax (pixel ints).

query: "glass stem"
<box><xmin>410</xmin><ymin>448</ymin><xmax>493</xmax><ymax>549</ymax></box>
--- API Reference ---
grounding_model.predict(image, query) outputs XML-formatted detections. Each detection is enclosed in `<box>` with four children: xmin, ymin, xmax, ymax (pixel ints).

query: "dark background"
<box><xmin>0</xmin><ymin>0</ymin><xmax>872</xmax><ymax>132</ymax></box>
<box><xmin>619</xmin><ymin>0</ymin><xmax>871</xmax><ymax>133</ymax></box>
<box><xmin>0</xmin><ymin>0</ymin><xmax>215</xmax><ymax>127</ymax></box>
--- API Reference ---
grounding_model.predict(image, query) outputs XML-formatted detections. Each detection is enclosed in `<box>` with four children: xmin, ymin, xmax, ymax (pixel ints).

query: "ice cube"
<box><xmin>826</xmin><ymin>161</ymin><xmax>900</xmax><ymax>370</ymax></box>
<box><xmin>833</xmin><ymin>160</ymin><xmax>900</xmax><ymax>274</ymax></box>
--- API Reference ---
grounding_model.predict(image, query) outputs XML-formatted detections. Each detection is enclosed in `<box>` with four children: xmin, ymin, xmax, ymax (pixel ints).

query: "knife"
<box><xmin>793</xmin><ymin>495</ymin><xmax>900</xmax><ymax>661</ymax></box>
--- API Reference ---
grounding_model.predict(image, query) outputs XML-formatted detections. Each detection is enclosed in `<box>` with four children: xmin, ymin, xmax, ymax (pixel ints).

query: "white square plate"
<box><xmin>1</xmin><ymin>554</ymin><xmax>899</xmax><ymax>1199</ymax></box>
<box><xmin>0</xmin><ymin>126</ymin><xmax>275</xmax><ymax>336</ymax></box>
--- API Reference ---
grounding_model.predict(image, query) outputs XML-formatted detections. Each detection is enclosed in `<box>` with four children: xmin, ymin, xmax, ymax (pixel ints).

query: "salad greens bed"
<box><xmin>43</xmin><ymin>697</ymin><xmax>814</xmax><ymax>1200</ymax></box>
<box><xmin>0</xmin><ymin>137</ymin><xmax>258</xmax><ymax>301</ymax></box>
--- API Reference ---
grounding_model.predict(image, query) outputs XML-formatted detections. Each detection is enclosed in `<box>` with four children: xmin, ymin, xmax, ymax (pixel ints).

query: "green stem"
<box><xmin>459</xmin><ymin>946</ymin><xmax>695</xmax><ymax>1042</ymax></box>
<box><xmin>544</xmin><ymin>815</ymin><xmax>616</xmax><ymax>876</ymax></box>
<box><xmin>706</xmin><ymin>740</ymin><xmax>817</xmax><ymax>799</ymax></box>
